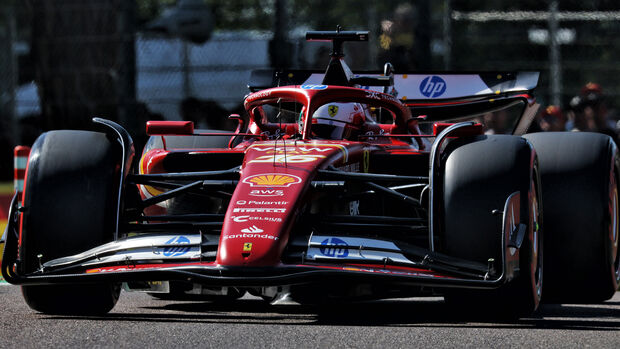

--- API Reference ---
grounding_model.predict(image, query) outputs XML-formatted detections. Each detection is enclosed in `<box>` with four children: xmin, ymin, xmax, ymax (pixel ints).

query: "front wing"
<box><xmin>2</xmin><ymin>192</ymin><xmax>524</xmax><ymax>291</ymax></box>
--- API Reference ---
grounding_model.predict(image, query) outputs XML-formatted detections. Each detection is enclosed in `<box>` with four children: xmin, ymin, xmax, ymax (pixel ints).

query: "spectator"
<box><xmin>538</xmin><ymin>105</ymin><xmax>567</xmax><ymax>132</ymax></box>
<box><xmin>482</xmin><ymin>109</ymin><xmax>510</xmax><ymax>134</ymax></box>
<box><xmin>568</xmin><ymin>95</ymin><xmax>595</xmax><ymax>132</ymax></box>
<box><xmin>569</xmin><ymin>82</ymin><xmax>617</xmax><ymax>144</ymax></box>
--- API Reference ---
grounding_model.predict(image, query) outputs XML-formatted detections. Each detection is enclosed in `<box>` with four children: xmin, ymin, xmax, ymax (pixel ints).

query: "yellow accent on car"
<box><xmin>328</xmin><ymin>105</ymin><xmax>339</xmax><ymax>117</ymax></box>
<box><xmin>138</xmin><ymin>155</ymin><xmax>165</xmax><ymax>197</ymax></box>
<box><xmin>249</xmin><ymin>175</ymin><xmax>297</xmax><ymax>186</ymax></box>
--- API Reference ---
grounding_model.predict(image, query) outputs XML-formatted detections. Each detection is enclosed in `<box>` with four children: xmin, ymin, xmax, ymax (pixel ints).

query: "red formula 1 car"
<box><xmin>2</xmin><ymin>31</ymin><xmax>619</xmax><ymax>318</ymax></box>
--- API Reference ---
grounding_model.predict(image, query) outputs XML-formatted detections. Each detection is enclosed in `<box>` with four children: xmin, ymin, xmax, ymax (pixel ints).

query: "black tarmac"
<box><xmin>0</xmin><ymin>285</ymin><xmax>618</xmax><ymax>348</ymax></box>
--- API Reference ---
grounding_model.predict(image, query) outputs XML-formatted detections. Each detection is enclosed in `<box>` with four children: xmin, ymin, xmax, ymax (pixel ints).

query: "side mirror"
<box><xmin>229</xmin><ymin>114</ymin><xmax>245</xmax><ymax>133</ymax></box>
<box><xmin>146</xmin><ymin>121</ymin><xmax>194</xmax><ymax>135</ymax></box>
<box><xmin>433</xmin><ymin>123</ymin><xmax>483</xmax><ymax>137</ymax></box>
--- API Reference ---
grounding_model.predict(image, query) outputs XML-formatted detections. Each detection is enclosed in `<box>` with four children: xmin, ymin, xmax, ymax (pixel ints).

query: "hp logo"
<box><xmin>301</xmin><ymin>84</ymin><xmax>328</xmax><ymax>90</ymax></box>
<box><xmin>419</xmin><ymin>76</ymin><xmax>447</xmax><ymax>98</ymax></box>
<box><xmin>163</xmin><ymin>236</ymin><xmax>191</xmax><ymax>257</ymax></box>
<box><xmin>319</xmin><ymin>237</ymin><xmax>349</xmax><ymax>258</ymax></box>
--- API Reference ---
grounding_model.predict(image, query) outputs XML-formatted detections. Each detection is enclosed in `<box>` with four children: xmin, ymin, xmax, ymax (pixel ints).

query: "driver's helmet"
<box><xmin>311</xmin><ymin>102</ymin><xmax>366</xmax><ymax>140</ymax></box>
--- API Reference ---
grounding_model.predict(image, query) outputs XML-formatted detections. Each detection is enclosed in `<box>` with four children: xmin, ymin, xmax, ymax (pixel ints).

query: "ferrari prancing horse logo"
<box><xmin>328</xmin><ymin>105</ymin><xmax>339</xmax><ymax>117</ymax></box>
<box><xmin>243</xmin><ymin>242</ymin><xmax>252</xmax><ymax>252</ymax></box>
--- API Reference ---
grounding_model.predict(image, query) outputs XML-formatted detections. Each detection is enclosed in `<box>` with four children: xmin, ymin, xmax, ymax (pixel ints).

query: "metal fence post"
<box><xmin>548</xmin><ymin>1</ymin><xmax>562</xmax><ymax>107</ymax></box>
<box><xmin>0</xmin><ymin>4</ymin><xmax>17</xmax><ymax>145</ymax></box>
<box><xmin>117</xmin><ymin>0</ymin><xmax>137</xmax><ymax>136</ymax></box>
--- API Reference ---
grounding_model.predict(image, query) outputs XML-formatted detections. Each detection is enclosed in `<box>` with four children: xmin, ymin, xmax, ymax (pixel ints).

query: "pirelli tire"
<box><xmin>523</xmin><ymin>132</ymin><xmax>620</xmax><ymax>303</ymax></box>
<box><xmin>20</xmin><ymin>130</ymin><xmax>121</xmax><ymax>315</ymax></box>
<box><xmin>441</xmin><ymin>135</ymin><xmax>543</xmax><ymax>318</ymax></box>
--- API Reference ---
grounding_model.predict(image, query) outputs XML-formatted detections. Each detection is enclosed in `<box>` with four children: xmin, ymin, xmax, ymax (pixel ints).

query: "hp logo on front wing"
<box><xmin>163</xmin><ymin>236</ymin><xmax>191</xmax><ymax>257</ymax></box>
<box><xmin>319</xmin><ymin>238</ymin><xmax>349</xmax><ymax>258</ymax></box>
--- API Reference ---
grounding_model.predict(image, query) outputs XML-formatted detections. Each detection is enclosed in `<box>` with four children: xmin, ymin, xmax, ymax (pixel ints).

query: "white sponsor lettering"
<box><xmin>366</xmin><ymin>90</ymin><xmax>397</xmax><ymax>102</ymax></box>
<box><xmin>249</xmin><ymin>189</ymin><xmax>284</xmax><ymax>197</ymax></box>
<box><xmin>250</xmin><ymin>144</ymin><xmax>347</xmax><ymax>162</ymax></box>
<box><xmin>252</xmin><ymin>147</ymin><xmax>333</xmax><ymax>153</ymax></box>
<box><xmin>249</xmin><ymin>154</ymin><xmax>326</xmax><ymax>163</ymax></box>
<box><xmin>233</xmin><ymin>208</ymin><xmax>286</xmax><ymax>213</ymax></box>
<box><xmin>224</xmin><ymin>233</ymin><xmax>279</xmax><ymax>241</ymax></box>
<box><xmin>248</xmin><ymin>90</ymin><xmax>272</xmax><ymax>100</ymax></box>
<box><xmin>367</xmin><ymin>91</ymin><xmax>381</xmax><ymax>100</ymax></box>
<box><xmin>240</xmin><ymin>225</ymin><xmax>264</xmax><ymax>233</ymax></box>
<box><xmin>231</xmin><ymin>215</ymin><xmax>283</xmax><ymax>223</ymax></box>
<box><xmin>234</xmin><ymin>200</ymin><xmax>288</xmax><ymax>205</ymax></box>
<box><xmin>255</xmin><ymin>200</ymin><xmax>288</xmax><ymax>205</ymax></box>
<box><xmin>233</xmin><ymin>215</ymin><xmax>250</xmax><ymax>222</ymax></box>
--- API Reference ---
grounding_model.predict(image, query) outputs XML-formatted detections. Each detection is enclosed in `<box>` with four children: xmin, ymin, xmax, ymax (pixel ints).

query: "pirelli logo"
<box><xmin>233</xmin><ymin>208</ymin><xmax>286</xmax><ymax>213</ymax></box>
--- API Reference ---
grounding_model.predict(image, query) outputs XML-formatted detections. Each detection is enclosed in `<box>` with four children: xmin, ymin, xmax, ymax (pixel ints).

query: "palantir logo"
<box><xmin>419</xmin><ymin>76</ymin><xmax>447</xmax><ymax>98</ymax></box>
<box><xmin>319</xmin><ymin>237</ymin><xmax>349</xmax><ymax>258</ymax></box>
<box><xmin>163</xmin><ymin>236</ymin><xmax>191</xmax><ymax>257</ymax></box>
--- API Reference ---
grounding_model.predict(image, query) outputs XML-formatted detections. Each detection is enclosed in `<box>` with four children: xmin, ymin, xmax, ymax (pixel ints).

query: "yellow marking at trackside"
<box><xmin>1</xmin><ymin>181</ymin><xmax>13</xmax><ymax>283</ymax></box>
<box><xmin>0</xmin><ymin>182</ymin><xmax>13</xmax><ymax>195</ymax></box>
<box><xmin>0</xmin><ymin>220</ymin><xmax>5</xmax><ymax>283</ymax></box>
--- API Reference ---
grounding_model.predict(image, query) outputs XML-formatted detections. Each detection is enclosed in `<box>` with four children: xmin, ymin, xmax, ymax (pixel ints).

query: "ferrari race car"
<box><xmin>2</xmin><ymin>30</ymin><xmax>619</xmax><ymax>318</ymax></box>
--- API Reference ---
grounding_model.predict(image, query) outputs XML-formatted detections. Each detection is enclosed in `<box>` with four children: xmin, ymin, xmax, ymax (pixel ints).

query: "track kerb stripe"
<box><xmin>14</xmin><ymin>146</ymin><xmax>30</xmax><ymax>201</ymax></box>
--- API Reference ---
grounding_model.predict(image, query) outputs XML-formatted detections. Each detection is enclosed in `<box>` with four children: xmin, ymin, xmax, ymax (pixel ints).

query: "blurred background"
<box><xmin>1</xmin><ymin>0</ymin><xmax>620</xmax><ymax>181</ymax></box>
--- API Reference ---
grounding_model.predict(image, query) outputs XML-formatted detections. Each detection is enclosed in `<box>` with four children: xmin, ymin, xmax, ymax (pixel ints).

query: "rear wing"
<box><xmin>248</xmin><ymin>69</ymin><xmax>539</xmax><ymax>101</ymax></box>
<box><xmin>249</xmin><ymin>30</ymin><xmax>540</xmax><ymax>135</ymax></box>
<box><xmin>248</xmin><ymin>69</ymin><xmax>540</xmax><ymax>135</ymax></box>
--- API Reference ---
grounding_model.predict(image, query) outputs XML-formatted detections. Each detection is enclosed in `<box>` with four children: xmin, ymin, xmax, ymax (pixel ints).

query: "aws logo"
<box><xmin>249</xmin><ymin>189</ymin><xmax>284</xmax><ymax>197</ymax></box>
<box><xmin>243</xmin><ymin>174</ymin><xmax>302</xmax><ymax>187</ymax></box>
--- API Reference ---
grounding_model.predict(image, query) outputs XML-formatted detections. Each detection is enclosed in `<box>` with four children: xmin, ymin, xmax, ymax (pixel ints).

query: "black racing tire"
<box><xmin>20</xmin><ymin>130</ymin><xmax>122</xmax><ymax>315</ymax></box>
<box><xmin>524</xmin><ymin>132</ymin><xmax>620</xmax><ymax>303</ymax></box>
<box><xmin>22</xmin><ymin>284</ymin><xmax>121</xmax><ymax>315</ymax></box>
<box><xmin>441</xmin><ymin>135</ymin><xmax>543</xmax><ymax>319</ymax></box>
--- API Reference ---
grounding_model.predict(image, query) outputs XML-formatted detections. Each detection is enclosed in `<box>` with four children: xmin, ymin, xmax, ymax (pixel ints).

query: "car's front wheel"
<box><xmin>441</xmin><ymin>135</ymin><xmax>543</xmax><ymax>318</ymax></box>
<box><xmin>20</xmin><ymin>130</ymin><xmax>122</xmax><ymax>315</ymax></box>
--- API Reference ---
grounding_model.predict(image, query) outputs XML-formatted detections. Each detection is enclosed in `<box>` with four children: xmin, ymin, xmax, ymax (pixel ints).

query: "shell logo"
<box><xmin>242</xmin><ymin>173</ymin><xmax>302</xmax><ymax>187</ymax></box>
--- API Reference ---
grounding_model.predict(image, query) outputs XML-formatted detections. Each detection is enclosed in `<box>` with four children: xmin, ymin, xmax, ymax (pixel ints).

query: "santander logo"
<box><xmin>240</xmin><ymin>225</ymin><xmax>264</xmax><ymax>233</ymax></box>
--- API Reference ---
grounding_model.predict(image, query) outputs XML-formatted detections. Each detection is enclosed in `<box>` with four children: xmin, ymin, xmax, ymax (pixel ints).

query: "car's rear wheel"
<box><xmin>20</xmin><ymin>130</ymin><xmax>121</xmax><ymax>315</ymax></box>
<box><xmin>524</xmin><ymin>132</ymin><xmax>620</xmax><ymax>303</ymax></box>
<box><xmin>441</xmin><ymin>135</ymin><xmax>543</xmax><ymax>318</ymax></box>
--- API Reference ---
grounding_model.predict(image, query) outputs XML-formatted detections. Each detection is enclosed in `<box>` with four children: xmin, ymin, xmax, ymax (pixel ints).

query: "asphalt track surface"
<box><xmin>0</xmin><ymin>285</ymin><xmax>618</xmax><ymax>348</ymax></box>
